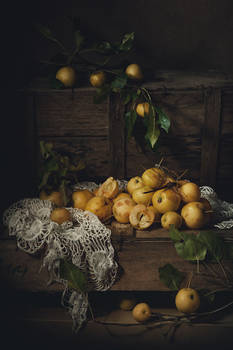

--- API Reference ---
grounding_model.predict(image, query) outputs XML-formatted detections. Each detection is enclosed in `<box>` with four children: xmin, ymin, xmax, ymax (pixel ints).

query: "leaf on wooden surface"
<box><xmin>159</xmin><ymin>263</ymin><xmax>185</xmax><ymax>290</ymax></box>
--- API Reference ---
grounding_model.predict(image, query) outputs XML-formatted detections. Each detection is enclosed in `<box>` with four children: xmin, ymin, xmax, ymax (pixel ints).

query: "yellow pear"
<box><xmin>129</xmin><ymin>204</ymin><xmax>155</xmax><ymax>230</ymax></box>
<box><xmin>175</xmin><ymin>288</ymin><xmax>200</xmax><ymax>314</ymax></box>
<box><xmin>72</xmin><ymin>189</ymin><xmax>94</xmax><ymax>210</ymax></box>
<box><xmin>89</xmin><ymin>71</ymin><xmax>106</xmax><ymax>87</ymax></box>
<box><xmin>125</xmin><ymin>63</ymin><xmax>143</xmax><ymax>80</ymax></box>
<box><xmin>142</xmin><ymin>167</ymin><xmax>165</xmax><ymax>189</ymax></box>
<box><xmin>127</xmin><ymin>176</ymin><xmax>144</xmax><ymax>195</ymax></box>
<box><xmin>112</xmin><ymin>197</ymin><xmax>136</xmax><ymax>224</ymax></box>
<box><xmin>95</xmin><ymin>177</ymin><xmax>119</xmax><ymax>199</ymax></box>
<box><xmin>161</xmin><ymin>211</ymin><xmax>182</xmax><ymax>229</ymax></box>
<box><xmin>181</xmin><ymin>201</ymin><xmax>211</xmax><ymax>229</ymax></box>
<box><xmin>85</xmin><ymin>196</ymin><xmax>112</xmax><ymax>222</ymax></box>
<box><xmin>132</xmin><ymin>186</ymin><xmax>154</xmax><ymax>206</ymax></box>
<box><xmin>136</xmin><ymin>102</ymin><xmax>150</xmax><ymax>117</ymax></box>
<box><xmin>56</xmin><ymin>66</ymin><xmax>76</xmax><ymax>87</ymax></box>
<box><xmin>152</xmin><ymin>189</ymin><xmax>181</xmax><ymax>214</ymax></box>
<box><xmin>132</xmin><ymin>303</ymin><xmax>151</xmax><ymax>322</ymax></box>
<box><xmin>39</xmin><ymin>190</ymin><xmax>63</xmax><ymax>207</ymax></box>
<box><xmin>50</xmin><ymin>208</ymin><xmax>71</xmax><ymax>224</ymax></box>
<box><xmin>179</xmin><ymin>182</ymin><xmax>201</xmax><ymax>203</ymax></box>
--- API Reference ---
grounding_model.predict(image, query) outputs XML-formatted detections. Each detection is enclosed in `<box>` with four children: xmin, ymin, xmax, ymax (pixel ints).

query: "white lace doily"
<box><xmin>2</xmin><ymin>181</ymin><xmax>233</xmax><ymax>331</ymax></box>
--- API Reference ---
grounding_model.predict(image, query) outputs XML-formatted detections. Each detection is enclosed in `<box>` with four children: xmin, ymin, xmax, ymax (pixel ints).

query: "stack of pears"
<box><xmin>40</xmin><ymin>168</ymin><xmax>212</xmax><ymax>230</ymax></box>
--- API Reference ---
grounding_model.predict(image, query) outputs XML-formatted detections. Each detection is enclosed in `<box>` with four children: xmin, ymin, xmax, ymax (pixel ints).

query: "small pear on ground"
<box><xmin>119</xmin><ymin>298</ymin><xmax>136</xmax><ymax>311</ymax></box>
<box><xmin>132</xmin><ymin>303</ymin><xmax>151</xmax><ymax>322</ymax></box>
<box><xmin>50</xmin><ymin>208</ymin><xmax>71</xmax><ymax>224</ymax></box>
<box><xmin>175</xmin><ymin>288</ymin><xmax>200</xmax><ymax>314</ymax></box>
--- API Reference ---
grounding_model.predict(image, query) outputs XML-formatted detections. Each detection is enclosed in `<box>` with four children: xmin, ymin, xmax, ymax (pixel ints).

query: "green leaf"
<box><xmin>74</xmin><ymin>30</ymin><xmax>84</xmax><ymax>51</ymax></box>
<box><xmin>155</xmin><ymin>106</ymin><xmax>170</xmax><ymax>133</ymax></box>
<box><xmin>118</xmin><ymin>32</ymin><xmax>135</xmax><ymax>51</ymax></box>
<box><xmin>125</xmin><ymin>110</ymin><xmax>137</xmax><ymax>139</ymax></box>
<box><xmin>144</xmin><ymin>104</ymin><xmax>160</xmax><ymax>149</ymax></box>
<box><xmin>197</xmin><ymin>231</ymin><xmax>224</xmax><ymax>262</ymax></box>
<box><xmin>175</xmin><ymin>234</ymin><xmax>207</xmax><ymax>261</ymax></box>
<box><xmin>169</xmin><ymin>224</ymin><xmax>185</xmax><ymax>243</ymax></box>
<box><xmin>35</xmin><ymin>23</ymin><xmax>66</xmax><ymax>52</ymax></box>
<box><xmin>60</xmin><ymin>259</ymin><xmax>87</xmax><ymax>292</ymax></box>
<box><xmin>111</xmin><ymin>74</ymin><xmax>128</xmax><ymax>89</ymax></box>
<box><xmin>159</xmin><ymin>263</ymin><xmax>185</xmax><ymax>290</ymax></box>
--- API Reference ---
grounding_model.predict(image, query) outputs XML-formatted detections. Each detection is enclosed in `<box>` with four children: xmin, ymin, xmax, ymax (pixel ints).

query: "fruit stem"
<box><xmin>186</xmin><ymin>271</ymin><xmax>193</xmax><ymax>288</ymax></box>
<box><xmin>177</xmin><ymin>169</ymin><xmax>188</xmax><ymax>180</ymax></box>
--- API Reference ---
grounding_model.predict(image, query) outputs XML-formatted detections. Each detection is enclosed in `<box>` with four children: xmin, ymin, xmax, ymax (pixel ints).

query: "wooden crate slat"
<box><xmin>36</xmin><ymin>91</ymin><xmax>109</xmax><ymax>137</ymax></box>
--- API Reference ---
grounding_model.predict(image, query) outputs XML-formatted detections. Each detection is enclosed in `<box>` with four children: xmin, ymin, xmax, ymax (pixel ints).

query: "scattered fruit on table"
<box><xmin>161</xmin><ymin>211</ymin><xmax>183</xmax><ymax>229</ymax></box>
<box><xmin>95</xmin><ymin>176</ymin><xmax>119</xmax><ymax>199</ymax></box>
<box><xmin>119</xmin><ymin>298</ymin><xmax>136</xmax><ymax>311</ymax></box>
<box><xmin>181</xmin><ymin>201</ymin><xmax>211</xmax><ymax>229</ymax></box>
<box><xmin>85</xmin><ymin>196</ymin><xmax>113</xmax><ymax>222</ymax></box>
<box><xmin>136</xmin><ymin>102</ymin><xmax>149</xmax><ymax>117</ymax></box>
<box><xmin>129</xmin><ymin>204</ymin><xmax>155</xmax><ymax>230</ymax></box>
<box><xmin>132</xmin><ymin>185</ymin><xmax>154</xmax><ymax>206</ymax></box>
<box><xmin>50</xmin><ymin>208</ymin><xmax>71</xmax><ymax>224</ymax></box>
<box><xmin>127</xmin><ymin>176</ymin><xmax>144</xmax><ymax>195</ymax></box>
<box><xmin>72</xmin><ymin>189</ymin><xmax>94</xmax><ymax>210</ymax></box>
<box><xmin>175</xmin><ymin>288</ymin><xmax>200</xmax><ymax>314</ymax></box>
<box><xmin>152</xmin><ymin>188</ymin><xmax>181</xmax><ymax>214</ymax></box>
<box><xmin>89</xmin><ymin>71</ymin><xmax>106</xmax><ymax>87</ymax></box>
<box><xmin>112</xmin><ymin>197</ymin><xmax>136</xmax><ymax>224</ymax></box>
<box><xmin>39</xmin><ymin>190</ymin><xmax>64</xmax><ymax>207</ymax></box>
<box><xmin>125</xmin><ymin>63</ymin><xmax>143</xmax><ymax>80</ymax></box>
<box><xmin>132</xmin><ymin>302</ymin><xmax>151</xmax><ymax>322</ymax></box>
<box><xmin>55</xmin><ymin>66</ymin><xmax>76</xmax><ymax>87</ymax></box>
<box><xmin>178</xmin><ymin>182</ymin><xmax>201</xmax><ymax>203</ymax></box>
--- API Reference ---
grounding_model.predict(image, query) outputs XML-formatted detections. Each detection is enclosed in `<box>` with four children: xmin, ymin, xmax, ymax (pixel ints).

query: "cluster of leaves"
<box><xmin>38</xmin><ymin>141</ymin><xmax>85</xmax><ymax>205</ymax></box>
<box><xmin>159</xmin><ymin>225</ymin><xmax>233</xmax><ymax>291</ymax></box>
<box><xmin>36</xmin><ymin>18</ymin><xmax>170</xmax><ymax>151</ymax></box>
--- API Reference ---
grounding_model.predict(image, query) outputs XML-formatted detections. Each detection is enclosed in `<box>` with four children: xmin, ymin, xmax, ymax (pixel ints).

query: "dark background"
<box><xmin>2</xmin><ymin>0</ymin><xmax>233</xmax><ymax>214</ymax></box>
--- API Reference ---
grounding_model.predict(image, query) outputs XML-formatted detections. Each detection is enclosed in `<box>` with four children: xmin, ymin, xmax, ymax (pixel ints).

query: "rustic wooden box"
<box><xmin>18</xmin><ymin>70</ymin><xmax>233</xmax><ymax>201</ymax></box>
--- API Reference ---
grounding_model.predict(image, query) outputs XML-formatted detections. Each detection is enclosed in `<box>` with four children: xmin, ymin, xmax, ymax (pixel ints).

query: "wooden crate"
<box><xmin>19</xmin><ymin>70</ymin><xmax>233</xmax><ymax>201</ymax></box>
<box><xmin>1</xmin><ymin>225</ymin><xmax>233</xmax><ymax>292</ymax></box>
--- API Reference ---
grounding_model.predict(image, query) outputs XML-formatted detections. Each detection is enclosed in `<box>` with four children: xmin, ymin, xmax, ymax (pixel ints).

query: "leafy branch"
<box><xmin>38</xmin><ymin>141</ymin><xmax>85</xmax><ymax>205</ymax></box>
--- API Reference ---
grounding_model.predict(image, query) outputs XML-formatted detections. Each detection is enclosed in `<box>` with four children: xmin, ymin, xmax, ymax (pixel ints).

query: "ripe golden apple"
<box><xmin>125</xmin><ymin>63</ymin><xmax>143</xmax><ymax>80</ymax></box>
<box><xmin>39</xmin><ymin>190</ymin><xmax>63</xmax><ymax>207</ymax></box>
<box><xmin>147</xmin><ymin>205</ymin><xmax>161</xmax><ymax>222</ymax></box>
<box><xmin>85</xmin><ymin>196</ymin><xmax>113</xmax><ymax>222</ymax></box>
<box><xmin>142</xmin><ymin>168</ymin><xmax>165</xmax><ymax>189</ymax></box>
<box><xmin>89</xmin><ymin>71</ymin><xmax>106</xmax><ymax>87</ymax></box>
<box><xmin>127</xmin><ymin>176</ymin><xmax>144</xmax><ymax>195</ymax></box>
<box><xmin>132</xmin><ymin>303</ymin><xmax>151</xmax><ymax>322</ymax></box>
<box><xmin>161</xmin><ymin>211</ymin><xmax>182</xmax><ymax>229</ymax></box>
<box><xmin>175</xmin><ymin>288</ymin><xmax>200</xmax><ymax>314</ymax></box>
<box><xmin>72</xmin><ymin>189</ymin><xmax>94</xmax><ymax>210</ymax></box>
<box><xmin>56</xmin><ymin>66</ymin><xmax>76</xmax><ymax>87</ymax></box>
<box><xmin>95</xmin><ymin>177</ymin><xmax>119</xmax><ymax>199</ymax></box>
<box><xmin>129</xmin><ymin>204</ymin><xmax>155</xmax><ymax>230</ymax></box>
<box><xmin>50</xmin><ymin>208</ymin><xmax>71</xmax><ymax>224</ymax></box>
<box><xmin>113</xmin><ymin>192</ymin><xmax>132</xmax><ymax>204</ymax></box>
<box><xmin>181</xmin><ymin>201</ymin><xmax>211</xmax><ymax>229</ymax></box>
<box><xmin>119</xmin><ymin>298</ymin><xmax>136</xmax><ymax>311</ymax></box>
<box><xmin>136</xmin><ymin>102</ymin><xmax>150</xmax><ymax>117</ymax></box>
<box><xmin>132</xmin><ymin>186</ymin><xmax>154</xmax><ymax>206</ymax></box>
<box><xmin>112</xmin><ymin>197</ymin><xmax>136</xmax><ymax>224</ymax></box>
<box><xmin>179</xmin><ymin>182</ymin><xmax>201</xmax><ymax>203</ymax></box>
<box><xmin>152</xmin><ymin>189</ymin><xmax>181</xmax><ymax>214</ymax></box>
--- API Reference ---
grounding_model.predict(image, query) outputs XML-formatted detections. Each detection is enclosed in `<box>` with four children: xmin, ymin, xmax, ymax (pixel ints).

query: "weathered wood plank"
<box><xmin>1</xmin><ymin>230</ymin><xmax>233</xmax><ymax>292</ymax></box>
<box><xmin>200</xmin><ymin>88</ymin><xmax>222</xmax><ymax>188</ymax></box>
<box><xmin>108</xmin><ymin>93</ymin><xmax>126</xmax><ymax>179</ymax></box>
<box><xmin>35</xmin><ymin>91</ymin><xmax>109</xmax><ymax>137</ymax></box>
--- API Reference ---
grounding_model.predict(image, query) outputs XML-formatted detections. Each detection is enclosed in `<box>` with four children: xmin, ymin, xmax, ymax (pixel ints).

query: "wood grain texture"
<box><xmin>108</xmin><ymin>93</ymin><xmax>126</xmax><ymax>179</ymax></box>
<box><xmin>1</xmin><ymin>227</ymin><xmax>233</xmax><ymax>292</ymax></box>
<box><xmin>200</xmin><ymin>88</ymin><xmax>222</xmax><ymax>188</ymax></box>
<box><xmin>35</xmin><ymin>91</ymin><xmax>109</xmax><ymax>137</ymax></box>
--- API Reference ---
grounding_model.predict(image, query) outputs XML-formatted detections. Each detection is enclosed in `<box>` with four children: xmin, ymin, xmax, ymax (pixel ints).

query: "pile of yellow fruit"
<box><xmin>40</xmin><ymin>166</ymin><xmax>212</xmax><ymax>230</ymax></box>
